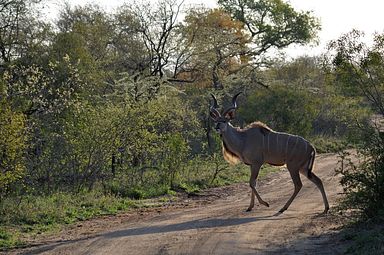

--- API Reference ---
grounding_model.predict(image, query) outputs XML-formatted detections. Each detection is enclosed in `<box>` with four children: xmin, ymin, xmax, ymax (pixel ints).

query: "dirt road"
<box><xmin>13</xmin><ymin>153</ymin><xmax>348</xmax><ymax>255</ymax></box>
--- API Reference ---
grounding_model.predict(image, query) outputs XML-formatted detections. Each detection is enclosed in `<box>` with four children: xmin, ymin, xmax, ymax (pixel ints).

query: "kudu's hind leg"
<box><xmin>278</xmin><ymin>166</ymin><xmax>302</xmax><ymax>213</ymax></box>
<box><xmin>247</xmin><ymin>163</ymin><xmax>269</xmax><ymax>211</ymax></box>
<box><xmin>300</xmin><ymin>169</ymin><xmax>329</xmax><ymax>213</ymax></box>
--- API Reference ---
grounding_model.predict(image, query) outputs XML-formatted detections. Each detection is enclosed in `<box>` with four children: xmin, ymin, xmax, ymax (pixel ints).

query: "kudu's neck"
<box><xmin>221</xmin><ymin>123</ymin><xmax>244</xmax><ymax>154</ymax></box>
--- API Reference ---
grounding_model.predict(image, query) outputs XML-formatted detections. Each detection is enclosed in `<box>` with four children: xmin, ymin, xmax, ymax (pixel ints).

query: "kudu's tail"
<box><xmin>307</xmin><ymin>148</ymin><xmax>316</xmax><ymax>179</ymax></box>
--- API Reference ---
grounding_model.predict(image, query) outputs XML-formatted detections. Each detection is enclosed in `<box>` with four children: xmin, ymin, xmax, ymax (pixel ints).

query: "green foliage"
<box><xmin>2</xmin><ymin>57</ymin><xmax>88</xmax><ymax>194</ymax></box>
<box><xmin>0</xmin><ymin>99</ymin><xmax>26</xmax><ymax>195</ymax></box>
<box><xmin>218</xmin><ymin>0</ymin><xmax>320</xmax><ymax>50</ymax></box>
<box><xmin>240</xmin><ymin>86</ymin><xmax>319</xmax><ymax>137</ymax></box>
<box><xmin>0</xmin><ymin>192</ymin><xmax>139</xmax><ymax>249</ymax></box>
<box><xmin>328</xmin><ymin>30</ymin><xmax>384</xmax><ymax>115</ymax></box>
<box><xmin>0</xmin><ymin>0</ymin><xmax>52</xmax><ymax>66</ymax></box>
<box><xmin>337</xmin><ymin>131</ymin><xmax>384</xmax><ymax>218</ymax></box>
<box><xmin>50</xmin><ymin>32</ymin><xmax>95</xmax><ymax>72</ymax></box>
<box><xmin>268</xmin><ymin>56</ymin><xmax>326</xmax><ymax>88</ymax></box>
<box><xmin>314</xmin><ymin>88</ymin><xmax>371</xmax><ymax>138</ymax></box>
<box><xmin>233</xmin><ymin>55</ymin><xmax>370</xmax><ymax>143</ymax></box>
<box><xmin>330</xmin><ymin>31</ymin><xmax>384</xmax><ymax>219</ymax></box>
<box><xmin>0</xmin><ymin>227</ymin><xmax>23</xmax><ymax>250</ymax></box>
<box><xmin>3</xmin><ymin>56</ymin><xmax>84</xmax><ymax>116</ymax></box>
<box><xmin>310</xmin><ymin>136</ymin><xmax>347</xmax><ymax>153</ymax></box>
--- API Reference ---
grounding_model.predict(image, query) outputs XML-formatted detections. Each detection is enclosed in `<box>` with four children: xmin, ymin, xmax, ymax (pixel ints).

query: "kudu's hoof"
<box><xmin>273</xmin><ymin>211</ymin><xmax>283</xmax><ymax>216</ymax></box>
<box><xmin>246</xmin><ymin>207</ymin><xmax>252</xmax><ymax>212</ymax></box>
<box><xmin>271</xmin><ymin>207</ymin><xmax>286</xmax><ymax>216</ymax></box>
<box><xmin>322</xmin><ymin>208</ymin><xmax>329</xmax><ymax>215</ymax></box>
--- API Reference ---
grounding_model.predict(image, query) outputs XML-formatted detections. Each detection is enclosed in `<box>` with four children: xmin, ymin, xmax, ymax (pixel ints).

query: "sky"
<box><xmin>42</xmin><ymin>0</ymin><xmax>384</xmax><ymax>59</ymax></box>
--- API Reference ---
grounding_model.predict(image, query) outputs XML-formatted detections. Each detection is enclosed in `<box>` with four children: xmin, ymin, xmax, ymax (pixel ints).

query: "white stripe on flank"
<box><xmin>262</xmin><ymin>133</ymin><xmax>265</xmax><ymax>151</ymax></box>
<box><xmin>285</xmin><ymin>136</ymin><xmax>290</xmax><ymax>160</ymax></box>
<box><xmin>304</xmin><ymin>138</ymin><xmax>308</xmax><ymax>154</ymax></box>
<box><xmin>276</xmin><ymin>133</ymin><xmax>279</xmax><ymax>152</ymax></box>
<box><xmin>290</xmin><ymin>136</ymin><xmax>299</xmax><ymax>158</ymax></box>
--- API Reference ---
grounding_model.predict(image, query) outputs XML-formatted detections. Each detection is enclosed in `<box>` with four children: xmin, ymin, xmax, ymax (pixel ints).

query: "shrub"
<box><xmin>239</xmin><ymin>86</ymin><xmax>319</xmax><ymax>137</ymax></box>
<box><xmin>0</xmin><ymin>99</ymin><xmax>26</xmax><ymax>196</ymax></box>
<box><xmin>337</xmin><ymin>127</ymin><xmax>384</xmax><ymax>218</ymax></box>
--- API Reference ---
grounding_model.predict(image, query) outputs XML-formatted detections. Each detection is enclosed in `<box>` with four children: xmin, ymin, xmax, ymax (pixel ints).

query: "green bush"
<box><xmin>0</xmin><ymin>227</ymin><xmax>23</xmax><ymax>250</ymax></box>
<box><xmin>337</xmin><ymin>128</ymin><xmax>384</xmax><ymax>218</ymax></box>
<box><xmin>310</xmin><ymin>135</ymin><xmax>347</xmax><ymax>153</ymax></box>
<box><xmin>0</xmin><ymin>192</ymin><xmax>137</xmax><ymax>230</ymax></box>
<box><xmin>0</xmin><ymin>191</ymin><xmax>140</xmax><ymax>249</ymax></box>
<box><xmin>0</xmin><ymin>99</ymin><xmax>26</xmax><ymax>195</ymax></box>
<box><xmin>331</xmin><ymin>31</ymin><xmax>384</xmax><ymax>220</ymax></box>
<box><xmin>239</xmin><ymin>86</ymin><xmax>319</xmax><ymax>137</ymax></box>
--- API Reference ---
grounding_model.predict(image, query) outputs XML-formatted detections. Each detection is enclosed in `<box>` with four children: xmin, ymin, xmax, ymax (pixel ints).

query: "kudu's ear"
<box><xmin>223</xmin><ymin>92</ymin><xmax>242</xmax><ymax>120</ymax></box>
<box><xmin>224</xmin><ymin>108</ymin><xmax>236</xmax><ymax>120</ymax></box>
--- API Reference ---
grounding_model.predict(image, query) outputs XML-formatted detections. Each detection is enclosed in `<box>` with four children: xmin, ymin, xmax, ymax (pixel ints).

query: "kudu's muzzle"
<box><xmin>215</xmin><ymin>122</ymin><xmax>221</xmax><ymax>133</ymax></box>
<box><xmin>214</xmin><ymin>120</ymin><xmax>226</xmax><ymax>133</ymax></box>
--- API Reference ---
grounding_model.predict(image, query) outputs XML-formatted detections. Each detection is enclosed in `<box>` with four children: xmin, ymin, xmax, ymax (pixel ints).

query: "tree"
<box><xmin>57</xmin><ymin>3</ymin><xmax>113</xmax><ymax>62</ymax></box>
<box><xmin>329</xmin><ymin>31</ymin><xmax>384</xmax><ymax>217</ymax></box>
<box><xmin>257</xmin><ymin>56</ymin><xmax>369</xmax><ymax>137</ymax></box>
<box><xmin>111</xmin><ymin>7</ymin><xmax>149</xmax><ymax>75</ymax></box>
<box><xmin>0</xmin><ymin>0</ymin><xmax>50</xmax><ymax>68</ymax></box>
<box><xmin>0</xmin><ymin>97</ymin><xmax>26</xmax><ymax>196</ymax></box>
<box><xmin>239</xmin><ymin>85</ymin><xmax>319</xmax><ymax>137</ymax></box>
<box><xmin>54</xmin><ymin>4</ymin><xmax>115</xmax><ymax>92</ymax></box>
<box><xmin>127</xmin><ymin>0</ymin><xmax>184</xmax><ymax>78</ymax></box>
<box><xmin>3</xmin><ymin>56</ymin><xmax>86</xmax><ymax>193</ymax></box>
<box><xmin>177</xmin><ymin>8</ymin><xmax>249</xmax><ymax>88</ymax></box>
<box><xmin>268</xmin><ymin>56</ymin><xmax>326</xmax><ymax>88</ymax></box>
<box><xmin>218</xmin><ymin>0</ymin><xmax>320</xmax><ymax>63</ymax></box>
<box><xmin>328</xmin><ymin>30</ymin><xmax>384</xmax><ymax>115</ymax></box>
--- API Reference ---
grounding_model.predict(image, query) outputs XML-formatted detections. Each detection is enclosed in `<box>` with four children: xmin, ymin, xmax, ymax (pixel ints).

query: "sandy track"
<box><xmin>11</xmin><ymin>153</ymin><xmax>347</xmax><ymax>255</ymax></box>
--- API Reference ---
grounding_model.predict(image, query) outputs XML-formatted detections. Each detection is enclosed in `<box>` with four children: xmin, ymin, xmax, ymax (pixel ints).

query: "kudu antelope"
<box><xmin>209</xmin><ymin>93</ymin><xmax>329</xmax><ymax>214</ymax></box>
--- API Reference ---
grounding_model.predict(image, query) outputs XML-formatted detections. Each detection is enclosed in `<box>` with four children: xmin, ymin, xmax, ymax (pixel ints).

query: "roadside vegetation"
<box><xmin>330</xmin><ymin>31</ymin><xmax>384</xmax><ymax>254</ymax></box>
<box><xmin>0</xmin><ymin>0</ymin><xmax>383</xmax><ymax>252</ymax></box>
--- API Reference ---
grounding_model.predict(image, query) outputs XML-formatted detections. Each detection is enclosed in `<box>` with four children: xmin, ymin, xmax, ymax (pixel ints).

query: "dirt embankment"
<box><xmin>8</xmin><ymin>153</ymin><xmax>350</xmax><ymax>255</ymax></box>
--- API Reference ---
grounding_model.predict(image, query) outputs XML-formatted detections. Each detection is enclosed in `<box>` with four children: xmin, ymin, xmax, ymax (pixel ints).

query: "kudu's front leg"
<box><xmin>247</xmin><ymin>163</ymin><xmax>269</xmax><ymax>211</ymax></box>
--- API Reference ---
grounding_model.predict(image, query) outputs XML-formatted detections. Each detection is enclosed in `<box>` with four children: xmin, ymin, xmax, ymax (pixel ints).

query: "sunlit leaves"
<box><xmin>218</xmin><ymin>0</ymin><xmax>320</xmax><ymax>54</ymax></box>
<box><xmin>239</xmin><ymin>86</ymin><xmax>319</xmax><ymax>137</ymax></box>
<box><xmin>0</xmin><ymin>100</ymin><xmax>26</xmax><ymax>194</ymax></box>
<box><xmin>329</xmin><ymin>31</ymin><xmax>384</xmax><ymax>217</ymax></box>
<box><xmin>3</xmin><ymin>55</ymin><xmax>84</xmax><ymax>116</ymax></box>
<box><xmin>328</xmin><ymin>31</ymin><xmax>384</xmax><ymax>115</ymax></box>
<box><xmin>179</xmin><ymin>8</ymin><xmax>250</xmax><ymax>88</ymax></box>
<box><xmin>0</xmin><ymin>0</ymin><xmax>50</xmax><ymax>65</ymax></box>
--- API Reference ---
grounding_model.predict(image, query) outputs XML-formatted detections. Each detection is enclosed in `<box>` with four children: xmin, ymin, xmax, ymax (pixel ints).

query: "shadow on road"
<box><xmin>104</xmin><ymin>215</ymin><xmax>291</xmax><ymax>239</ymax></box>
<box><xmin>17</xmin><ymin>214</ymin><xmax>292</xmax><ymax>254</ymax></box>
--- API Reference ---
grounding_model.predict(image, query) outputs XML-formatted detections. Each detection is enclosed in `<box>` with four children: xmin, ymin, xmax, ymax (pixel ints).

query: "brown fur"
<box><xmin>222</xmin><ymin>141</ymin><xmax>240</xmax><ymax>165</ymax></box>
<box><xmin>243</xmin><ymin>121</ymin><xmax>272</xmax><ymax>132</ymax></box>
<box><xmin>218</xmin><ymin>118</ymin><xmax>329</xmax><ymax>214</ymax></box>
<box><xmin>235</xmin><ymin>121</ymin><xmax>273</xmax><ymax>135</ymax></box>
<box><xmin>222</xmin><ymin>121</ymin><xmax>272</xmax><ymax>165</ymax></box>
